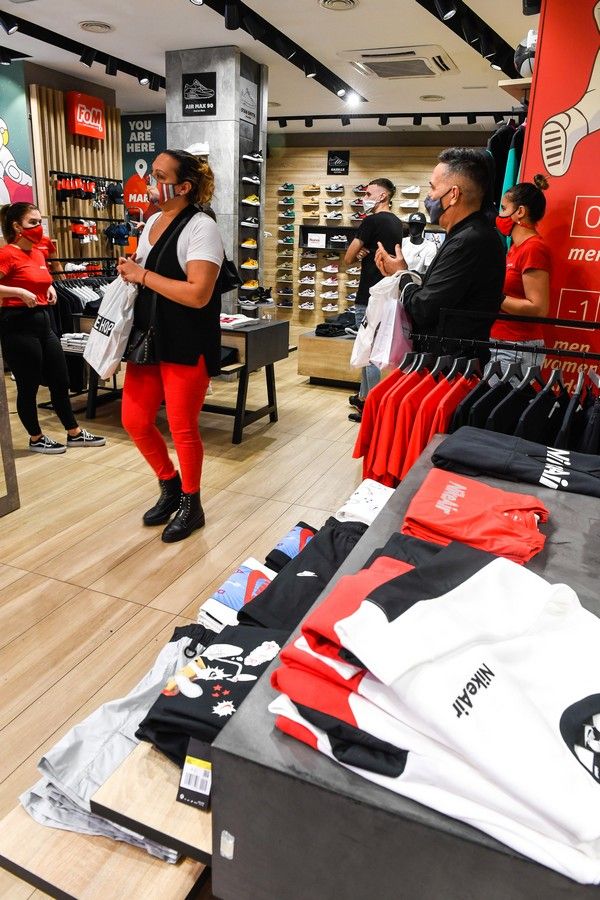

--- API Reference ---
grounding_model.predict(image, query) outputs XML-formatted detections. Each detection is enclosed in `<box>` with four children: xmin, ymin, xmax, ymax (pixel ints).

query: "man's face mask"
<box><xmin>363</xmin><ymin>194</ymin><xmax>386</xmax><ymax>214</ymax></box>
<box><xmin>424</xmin><ymin>186</ymin><xmax>453</xmax><ymax>225</ymax></box>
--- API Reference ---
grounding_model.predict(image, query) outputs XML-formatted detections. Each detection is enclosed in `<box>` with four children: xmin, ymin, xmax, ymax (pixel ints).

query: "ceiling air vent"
<box><xmin>319</xmin><ymin>0</ymin><xmax>359</xmax><ymax>9</ymax></box>
<box><xmin>338</xmin><ymin>45</ymin><xmax>458</xmax><ymax>79</ymax></box>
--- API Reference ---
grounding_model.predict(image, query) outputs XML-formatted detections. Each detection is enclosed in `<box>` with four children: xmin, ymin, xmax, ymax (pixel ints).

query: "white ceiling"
<box><xmin>2</xmin><ymin>0</ymin><xmax>537</xmax><ymax>132</ymax></box>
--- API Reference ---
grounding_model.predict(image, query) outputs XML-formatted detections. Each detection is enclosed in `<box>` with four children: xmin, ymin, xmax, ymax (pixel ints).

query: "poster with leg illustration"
<box><xmin>520</xmin><ymin>0</ymin><xmax>600</xmax><ymax>385</ymax></box>
<box><xmin>0</xmin><ymin>64</ymin><xmax>33</xmax><ymax>205</ymax></box>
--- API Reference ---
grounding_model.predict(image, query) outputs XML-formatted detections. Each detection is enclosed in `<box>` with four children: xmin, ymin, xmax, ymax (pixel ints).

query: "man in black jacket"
<box><xmin>375</xmin><ymin>148</ymin><xmax>505</xmax><ymax>361</ymax></box>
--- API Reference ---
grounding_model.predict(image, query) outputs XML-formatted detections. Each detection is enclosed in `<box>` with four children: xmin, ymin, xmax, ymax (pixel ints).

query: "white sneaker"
<box><xmin>330</xmin><ymin>235</ymin><xmax>348</xmax><ymax>242</ymax></box>
<box><xmin>299</xmin><ymin>301</ymin><xmax>315</xmax><ymax>310</ymax></box>
<box><xmin>242</xmin><ymin>174</ymin><xmax>260</xmax><ymax>184</ymax></box>
<box><xmin>346</xmin><ymin>266</ymin><xmax>361</xmax><ymax>275</ymax></box>
<box><xmin>322</xmin><ymin>303</ymin><xmax>339</xmax><ymax>312</ymax></box>
<box><xmin>300</xmin><ymin>263</ymin><xmax>316</xmax><ymax>271</ymax></box>
<box><xmin>326</xmin><ymin>212</ymin><xmax>343</xmax><ymax>220</ymax></box>
<box><xmin>322</xmin><ymin>277</ymin><xmax>338</xmax><ymax>286</ymax></box>
<box><xmin>400</xmin><ymin>199</ymin><xmax>419</xmax><ymax>208</ymax></box>
<box><xmin>326</xmin><ymin>184</ymin><xmax>344</xmax><ymax>192</ymax></box>
<box><xmin>299</xmin><ymin>277</ymin><xmax>315</xmax><ymax>284</ymax></box>
<box><xmin>322</xmin><ymin>264</ymin><xmax>339</xmax><ymax>273</ymax></box>
<box><xmin>301</xmin><ymin>251</ymin><xmax>317</xmax><ymax>258</ymax></box>
<box><xmin>346</xmin><ymin>279</ymin><xmax>360</xmax><ymax>288</ymax></box>
<box><xmin>402</xmin><ymin>185</ymin><xmax>420</xmax><ymax>194</ymax></box>
<box><xmin>325</xmin><ymin>199</ymin><xmax>343</xmax><ymax>207</ymax></box>
<box><xmin>299</xmin><ymin>289</ymin><xmax>315</xmax><ymax>297</ymax></box>
<box><xmin>320</xmin><ymin>291</ymin><xmax>339</xmax><ymax>300</ymax></box>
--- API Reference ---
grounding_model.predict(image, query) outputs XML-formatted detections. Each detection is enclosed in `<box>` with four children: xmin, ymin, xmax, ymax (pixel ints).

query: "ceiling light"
<box><xmin>461</xmin><ymin>15</ymin><xmax>480</xmax><ymax>46</ymax></box>
<box><xmin>286</xmin><ymin>47</ymin><xmax>297</xmax><ymax>61</ymax></box>
<box><xmin>413</xmin><ymin>114</ymin><xmax>423</xmax><ymax>125</ymax></box>
<box><xmin>341</xmin><ymin>115</ymin><xmax>351</xmax><ymax>126</ymax></box>
<box><xmin>224</xmin><ymin>1</ymin><xmax>240</xmax><ymax>30</ymax></box>
<box><xmin>434</xmin><ymin>0</ymin><xmax>457</xmax><ymax>21</ymax></box>
<box><xmin>189</xmin><ymin>0</ymin><xmax>204</xmax><ymax>4</ymax></box>
<box><xmin>149</xmin><ymin>74</ymin><xmax>161</xmax><ymax>91</ymax></box>
<box><xmin>440</xmin><ymin>114</ymin><xmax>450</xmax><ymax>126</ymax></box>
<box><xmin>0</xmin><ymin>13</ymin><xmax>18</xmax><ymax>35</ymax></box>
<box><xmin>305</xmin><ymin>117</ymin><xmax>314</xmax><ymax>127</ymax></box>
<box><xmin>490</xmin><ymin>60</ymin><xmax>502</xmax><ymax>71</ymax></box>
<box><xmin>244</xmin><ymin>15</ymin><xmax>265</xmax><ymax>40</ymax></box>
<box><xmin>337</xmin><ymin>87</ymin><xmax>346</xmax><ymax>97</ymax></box>
<box><xmin>420</xmin><ymin>94</ymin><xmax>445</xmax><ymax>102</ymax></box>
<box><xmin>346</xmin><ymin>92</ymin><xmax>361</xmax><ymax>107</ymax></box>
<box><xmin>105</xmin><ymin>57</ymin><xmax>117</xmax><ymax>76</ymax></box>
<box><xmin>79</xmin><ymin>48</ymin><xmax>96</xmax><ymax>67</ymax></box>
<box><xmin>278</xmin><ymin>118</ymin><xmax>288</xmax><ymax>128</ymax></box>
<box><xmin>304</xmin><ymin>59</ymin><xmax>317</xmax><ymax>78</ymax></box>
<box><xmin>138</xmin><ymin>72</ymin><xmax>150</xmax><ymax>86</ymax></box>
<box><xmin>480</xmin><ymin>34</ymin><xmax>496</xmax><ymax>60</ymax></box>
<box><xmin>0</xmin><ymin>47</ymin><xmax>11</xmax><ymax>65</ymax></box>
<box><xmin>319</xmin><ymin>0</ymin><xmax>359</xmax><ymax>9</ymax></box>
<box><xmin>79</xmin><ymin>20</ymin><xmax>113</xmax><ymax>33</ymax></box>
<box><xmin>466</xmin><ymin>112</ymin><xmax>476</xmax><ymax>125</ymax></box>
<box><xmin>378</xmin><ymin>115</ymin><xmax>388</xmax><ymax>126</ymax></box>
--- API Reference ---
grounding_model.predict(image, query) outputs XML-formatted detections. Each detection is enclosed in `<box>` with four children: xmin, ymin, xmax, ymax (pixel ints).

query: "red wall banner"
<box><xmin>65</xmin><ymin>92</ymin><xmax>106</xmax><ymax>141</ymax></box>
<box><xmin>520</xmin><ymin>0</ymin><xmax>600</xmax><ymax>385</ymax></box>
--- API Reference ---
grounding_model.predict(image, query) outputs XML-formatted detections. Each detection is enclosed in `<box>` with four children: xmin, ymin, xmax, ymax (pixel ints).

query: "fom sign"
<box><xmin>66</xmin><ymin>92</ymin><xmax>106</xmax><ymax>140</ymax></box>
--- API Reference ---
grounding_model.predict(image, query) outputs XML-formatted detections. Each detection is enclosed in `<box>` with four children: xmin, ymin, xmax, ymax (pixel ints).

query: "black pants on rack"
<box><xmin>0</xmin><ymin>307</ymin><xmax>78</xmax><ymax>436</ymax></box>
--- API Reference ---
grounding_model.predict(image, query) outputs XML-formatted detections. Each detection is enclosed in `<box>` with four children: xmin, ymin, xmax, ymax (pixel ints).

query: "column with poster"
<box><xmin>121</xmin><ymin>114</ymin><xmax>166</xmax><ymax>224</ymax></box>
<box><xmin>0</xmin><ymin>63</ymin><xmax>33</xmax><ymax>207</ymax></box>
<box><xmin>520</xmin><ymin>0</ymin><xmax>600</xmax><ymax>386</ymax></box>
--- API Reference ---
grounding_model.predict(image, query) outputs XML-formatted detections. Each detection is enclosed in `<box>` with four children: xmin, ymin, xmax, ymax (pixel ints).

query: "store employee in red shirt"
<box><xmin>490</xmin><ymin>175</ymin><xmax>551</xmax><ymax>370</ymax></box>
<box><xmin>0</xmin><ymin>202</ymin><xmax>104</xmax><ymax>453</ymax></box>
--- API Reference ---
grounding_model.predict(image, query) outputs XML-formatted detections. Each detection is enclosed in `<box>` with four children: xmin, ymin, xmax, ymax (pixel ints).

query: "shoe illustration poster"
<box><xmin>520</xmin><ymin>0</ymin><xmax>600</xmax><ymax>372</ymax></box>
<box><xmin>182</xmin><ymin>72</ymin><xmax>217</xmax><ymax>117</ymax></box>
<box><xmin>0</xmin><ymin>64</ymin><xmax>33</xmax><ymax>205</ymax></box>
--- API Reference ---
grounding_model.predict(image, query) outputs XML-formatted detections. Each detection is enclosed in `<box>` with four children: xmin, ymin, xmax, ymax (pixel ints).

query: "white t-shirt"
<box><xmin>136</xmin><ymin>210</ymin><xmax>224</xmax><ymax>272</ymax></box>
<box><xmin>401</xmin><ymin>236</ymin><xmax>437</xmax><ymax>275</ymax></box>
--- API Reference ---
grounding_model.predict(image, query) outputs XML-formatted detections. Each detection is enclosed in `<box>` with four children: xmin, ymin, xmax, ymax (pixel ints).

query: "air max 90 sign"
<box><xmin>182</xmin><ymin>73</ymin><xmax>217</xmax><ymax>117</ymax></box>
<box><xmin>327</xmin><ymin>150</ymin><xmax>350</xmax><ymax>175</ymax></box>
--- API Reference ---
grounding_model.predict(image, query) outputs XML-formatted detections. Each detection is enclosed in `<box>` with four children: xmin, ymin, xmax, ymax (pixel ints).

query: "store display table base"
<box><xmin>0</xmin><ymin>804</ymin><xmax>207</xmax><ymax>900</ymax></box>
<box><xmin>211</xmin><ymin>437</ymin><xmax>600</xmax><ymax>900</ymax></box>
<box><xmin>298</xmin><ymin>330</ymin><xmax>360</xmax><ymax>388</ymax></box>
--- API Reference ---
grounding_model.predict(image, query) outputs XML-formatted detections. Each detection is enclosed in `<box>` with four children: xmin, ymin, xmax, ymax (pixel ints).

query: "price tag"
<box><xmin>177</xmin><ymin>738</ymin><xmax>212</xmax><ymax>810</ymax></box>
<box><xmin>307</xmin><ymin>233</ymin><xmax>326</xmax><ymax>248</ymax></box>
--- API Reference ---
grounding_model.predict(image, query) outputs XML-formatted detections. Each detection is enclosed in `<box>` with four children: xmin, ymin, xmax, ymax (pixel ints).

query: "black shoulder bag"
<box><xmin>124</xmin><ymin>207</ymin><xmax>197</xmax><ymax>365</ymax></box>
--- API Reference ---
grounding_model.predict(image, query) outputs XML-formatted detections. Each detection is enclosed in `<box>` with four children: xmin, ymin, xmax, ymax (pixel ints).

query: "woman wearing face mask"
<box><xmin>117</xmin><ymin>150</ymin><xmax>223</xmax><ymax>543</ymax></box>
<box><xmin>490</xmin><ymin>175</ymin><xmax>551</xmax><ymax>370</ymax></box>
<box><xmin>0</xmin><ymin>203</ymin><xmax>105</xmax><ymax>453</ymax></box>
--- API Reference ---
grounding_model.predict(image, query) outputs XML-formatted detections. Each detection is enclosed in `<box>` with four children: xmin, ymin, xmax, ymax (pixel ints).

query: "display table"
<box><xmin>297</xmin><ymin>330</ymin><xmax>360</xmax><ymax>387</ymax></box>
<box><xmin>211</xmin><ymin>437</ymin><xmax>600</xmax><ymax>900</ymax></box>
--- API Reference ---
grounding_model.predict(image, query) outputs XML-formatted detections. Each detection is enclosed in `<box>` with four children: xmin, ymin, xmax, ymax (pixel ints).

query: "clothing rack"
<box><xmin>52</xmin><ymin>275</ymin><xmax>116</xmax><ymax>284</ymax></box>
<box><xmin>52</xmin><ymin>215</ymin><xmax>124</xmax><ymax>223</ymax></box>
<box><xmin>52</xmin><ymin>257</ymin><xmax>119</xmax><ymax>263</ymax></box>
<box><xmin>49</xmin><ymin>169</ymin><xmax>122</xmax><ymax>183</ymax></box>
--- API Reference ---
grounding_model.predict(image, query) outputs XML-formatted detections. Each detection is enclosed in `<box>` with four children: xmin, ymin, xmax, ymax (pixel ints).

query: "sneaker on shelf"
<box><xmin>279</xmin><ymin>225</ymin><xmax>294</xmax><ymax>232</ymax></box>
<box><xmin>238</xmin><ymin>299</ymin><xmax>258</xmax><ymax>309</ymax></box>
<box><xmin>350</xmin><ymin>198</ymin><xmax>364</xmax><ymax>208</ymax></box>
<box><xmin>302</xmin><ymin>200</ymin><xmax>320</xmax><ymax>207</ymax></box>
<box><xmin>350</xmin><ymin>212</ymin><xmax>366</xmax><ymax>221</ymax></box>
<box><xmin>320</xmin><ymin>291</ymin><xmax>339</xmax><ymax>300</ymax></box>
<box><xmin>277</xmin><ymin>299</ymin><xmax>294</xmax><ymax>308</ymax></box>
<box><xmin>322</xmin><ymin>303</ymin><xmax>339</xmax><ymax>312</ymax></box>
<box><xmin>299</xmin><ymin>301</ymin><xmax>315</xmax><ymax>310</ymax></box>
<box><xmin>400</xmin><ymin>199</ymin><xmax>419</xmax><ymax>208</ymax></box>
<box><xmin>242</xmin><ymin>174</ymin><xmax>260</xmax><ymax>185</ymax></box>
<box><xmin>345</xmin><ymin>326</ymin><xmax>358</xmax><ymax>336</ymax></box>
<box><xmin>346</xmin><ymin>279</ymin><xmax>360</xmax><ymax>288</ymax></box>
<box><xmin>29</xmin><ymin>434</ymin><xmax>66</xmax><ymax>455</ymax></box>
<box><xmin>353</xmin><ymin>184</ymin><xmax>368</xmax><ymax>194</ymax></box>
<box><xmin>279</xmin><ymin>211</ymin><xmax>295</xmax><ymax>219</ymax></box>
<box><xmin>324</xmin><ymin>252</ymin><xmax>340</xmax><ymax>260</ymax></box>
<box><xmin>242</xmin><ymin>194</ymin><xmax>261</xmax><ymax>206</ymax></box>
<box><xmin>241</xmin><ymin>237</ymin><xmax>257</xmax><ymax>248</ymax></box>
<box><xmin>322</xmin><ymin>264</ymin><xmax>339</xmax><ymax>273</ymax></box>
<box><xmin>241</xmin><ymin>216</ymin><xmax>259</xmax><ymax>227</ymax></box>
<box><xmin>243</xmin><ymin>150</ymin><xmax>263</xmax><ymax>163</ymax></box>
<box><xmin>278</xmin><ymin>287</ymin><xmax>293</xmax><ymax>295</ymax></box>
<box><xmin>322</xmin><ymin>277</ymin><xmax>338</xmax><ymax>286</ymax></box>
<box><xmin>66</xmin><ymin>428</ymin><xmax>106</xmax><ymax>448</ymax></box>
<box><xmin>325</xmin><ymin>183</ymin><xmax>344</xmax><ymax>192</ymax></box>
<box><xmin>277</xmin><ymin>262</ymin><xmax>293</xmax><ymax>270</ymax></box>
<box><xmin>330</xmin><ymin>234</ymin><xmax>348</xmax><ymax>242</ymax></box>
<box><xmin>346</xmin><ymin>265</ymin><xmax>361</xmax><ymax>275</ymax></box>
<box><xmin>299</xmin><ymin>289</ymin><xmax>315</xmax><ymax>298</ymax></box>
<box><xmin>241</xmin><ymin>279</ymin><xmax>259</xmax><ymax>290</ymax></box>
<box><xmin>347</xmin><ymin>292</ymin><xmax>357</xmax><ymax>302</ymax></box>
<box><xmin>279</xmin><ymin>197</ymin><xmax>295</xmax><ymax>206</ymax></box>
<box><xmin>303</xmin><ymin>213</ymin><xmax>320</xmax><ymax>219</ymax></box>
<box><xmin>402</xmin><ymin>185</ymin><xmax>421</xmax><ymax>195</ymax></box>
<box><xmin>300</xmin><ymin>263</ymin><xmax>316</xmax><ymax>271</ymax></box>
<box><xmin>241</xmin><ymin>258</ymin><xmax>259</xmax><ymax>269</ymax></box>
<box><xmin>325</xmin><ymin>198</ymin><xmax>343</xmax><ymax>207</ymax></box>
<box><xmin>303</xmin><ymin>184</ymin><xmax>320</xmax><ymax>192</ymax></box>
<box><xmin>301</xmin><ymin>250</ymin><xmax>317</xmax><ymax>258</ymax></box>
<box><xmin>326</xmin><ymin>212</ymin><xmax>343</xmax><ymax>220</ymax></box>
<box><xmin>299</xmin><ymin>276</ymin><xmax>315</xmax><ymax>284</ymax></box>
<box><xmin>278</xmin><ymin>236</ymin><xmax>294</xmax><ymax>244</ymax></box>
<box><xmin>277</xmin><ymin>249</ymin><xmax>294</xmax><ymax>257</ymax></box>
<box><xmin>278</xmin><ymin>182</ymin><xmax>294</xmax><ymax>191</ymax></box>
<box><xmin>257</xmin><ymin>286</ymin><xmax>272</xmax><ymax>302</ymax></box>
<box><xmin>277</xmin><ymin>275</ymin><xmax>293</xmax><ymax>282</ymax></box>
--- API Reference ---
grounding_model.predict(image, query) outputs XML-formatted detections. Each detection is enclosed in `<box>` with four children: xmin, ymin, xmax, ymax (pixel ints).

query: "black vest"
<box><xmin>134</xmin><ymin>205</ymin><xmax>222</xmax><ymax>372</ymax></box>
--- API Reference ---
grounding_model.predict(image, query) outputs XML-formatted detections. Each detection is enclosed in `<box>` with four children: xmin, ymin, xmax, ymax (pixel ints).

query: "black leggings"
<box><xmin>0</xmin><ymin>308</ymin><xmax>78</xmax><ymax>436</ymax></box>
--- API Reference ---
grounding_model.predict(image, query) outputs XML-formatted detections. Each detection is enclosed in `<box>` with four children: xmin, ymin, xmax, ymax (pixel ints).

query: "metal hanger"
<box><xmin>463</xmin><ymin>357</ymin><xmax>482</xmax><ymax>379</ymax></box>
<box><xmin>482</xmin><ymin>359</ymin><xmax>503</xmax><ymax>381</ymax></box>
<box><xmin>500</xmin><ymin>360</ymin><xmax>524</xmax><ymax>383</ymax></box>
<box><xmin>430</xmin><ymin>354</ymin><xmax>454</xmax><ymax>377</ymax></box>
<box><xmin>414</xmin><ymin>352</ymin><xmax>438</xmax><ymax>373</ymax></box>
<box><xmin>541</xmin><ymin>367</ymin><xmax>566</xmax><ymax>392</ymax></box>
<box><xmin>516</xmin><ymin>364</ymin><xmax>545</xmax><ymax>391</ymax></box>
<box><xmin>398</xmin><ymin>351</ymin><xmax>418</xmax><ymax>371</ymax></box>
<box><xmin>446</xmin><ymin>356</ymin><xmax>468</xmax><ymax>380</ymax></box>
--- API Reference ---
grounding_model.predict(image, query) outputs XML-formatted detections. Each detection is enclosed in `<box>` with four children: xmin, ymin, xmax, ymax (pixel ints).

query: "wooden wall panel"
<box><xmin>29</xmin><ymin>85</ymin><xmax>123</xmax><ymax>260</ymax></box>
<box><xmin>264</xmin><ymin>145</ymin><xmax>444</xmax><ymax>328</ymax></box>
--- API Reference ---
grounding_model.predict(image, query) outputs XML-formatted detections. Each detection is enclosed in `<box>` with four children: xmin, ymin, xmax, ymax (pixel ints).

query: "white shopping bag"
<box><xmin>83</xmin><ymin>277</ymin><xmax>137</xmax><ymax>379</ymax></box>
<box><xmin>349</xmin><ymin>276</ymin><xmax>395</xmax><ymax>368</ymax></box>
<box><xmin>370</xmin><ymin>299</ymin><xmax>413</xmax><ymax>370</ymax></box>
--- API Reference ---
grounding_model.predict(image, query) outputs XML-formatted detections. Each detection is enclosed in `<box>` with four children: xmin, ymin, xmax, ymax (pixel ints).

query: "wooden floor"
<box><xmin>0</xmin><ymin>334</ymin><xmax>362</xmax><ymax>898</ymax></box>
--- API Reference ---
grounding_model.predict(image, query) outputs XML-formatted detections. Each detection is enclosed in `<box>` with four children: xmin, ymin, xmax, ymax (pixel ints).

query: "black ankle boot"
<box><xmin>143</xmin><ymin>473</ymin><xmax>182</xmax><ymax>526</ymax></box>
<box><xmin>161</xmin><ymin>491</ymin><xmax>205</xmax><ymax>543</ymax></box>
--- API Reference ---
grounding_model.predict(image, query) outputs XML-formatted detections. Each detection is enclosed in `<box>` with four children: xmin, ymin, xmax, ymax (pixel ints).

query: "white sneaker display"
<box><xmin>400</xmin><ymin>199</ymin><xmax>420</xmax><ymax>208</ymax></box>
<box><xmin>299</xmin><ymin>289</ymin><xmax>316</xmax><ymax>297</ymax></box>
<box><xmin>320</xmin><ymin>291</ymin><xmax>339</xmax><ymax>300</ymax></box>
<box><xmin>322</xmin><ymin>277</ymin><xmax>338</xmax><ymax>286</ymax></box>
<box><xmin>299</xmin><ymin>276</ymin><xmax>316</xmax><ymax>284</ymax></box>
<box><xmin>346</xmin><ymin>279</ymin><xmax>360</xmax><ymax>288</ymax></box>
<box><xmin>322</xmin><ymin>265</ymin><xmax>339</xmax><ymax>274</ymax></box>
<box><xmin>402</xmin><ymin>185</ymin><xmax>421</xmax><ymax>194</ymax></box>
<box><xmin>322</xmin><ymin>303</ymin><xmax>339</xmax><ymax>312</ymax></box>
<box><xmin>346</xmin><ymin>266</ymin><xmax>361</xmax><ymax>275</ymax></box>
<box><xmin>330</xmin><ymin>234</ymin><xmax>348</xmax><ymax>242</ymax></box>
<box><xmin>299</xmin><ymin>301</ymin><xmax>315</xmax><ymax>310</ymax></box>
<box><xmin>326</xmin><ymin>212</ymin><xmax>343</xmax><ymax>220</ymax></box>
<box><xmin>300</xmin><ymin>263</ymin><xmax>316</xmax><ymax>271</ymax></box>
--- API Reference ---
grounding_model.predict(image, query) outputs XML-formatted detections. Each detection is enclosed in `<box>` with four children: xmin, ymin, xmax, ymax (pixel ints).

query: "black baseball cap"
<box><xmin>408</xmin><ymin>212</ymin><xmax>426</xmax><ymax>224</ymax></box>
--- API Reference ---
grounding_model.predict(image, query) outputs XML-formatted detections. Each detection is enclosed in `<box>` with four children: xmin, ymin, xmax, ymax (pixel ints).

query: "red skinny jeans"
<box><xmin>122</xmin><ymin>355</ymin><xmax>210</xmax><ymax>494</ymax></box>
